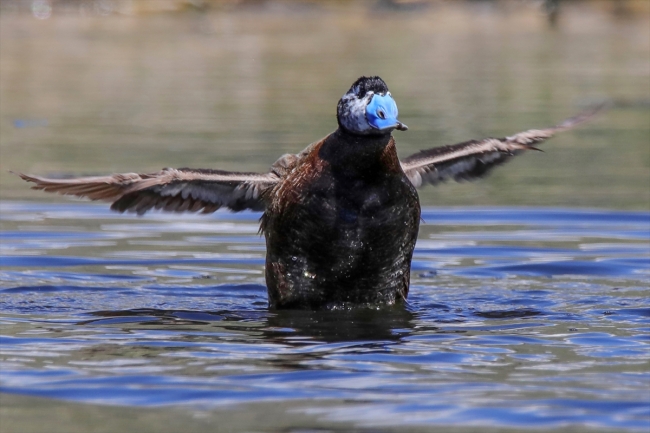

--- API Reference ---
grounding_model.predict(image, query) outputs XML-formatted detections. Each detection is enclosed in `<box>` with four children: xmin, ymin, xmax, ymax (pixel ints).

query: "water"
<box><xmin>1</xmin><ymin>202</ymin><xmax>649</xmax><ymax>432</ymax></box>
<box><xmin>1</xmin><ymin>1</ymin><xmax>650</xmax><ymax>432</ymax></box>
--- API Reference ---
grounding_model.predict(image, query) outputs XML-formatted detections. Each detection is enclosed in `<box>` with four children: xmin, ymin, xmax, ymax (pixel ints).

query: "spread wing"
<box><xmin>14</xmin><ymin>167</ymin><xmax>280</xmax><ymax>214</ymax></box>
<box><xmin>400</xmin><ymin>106</ymin><xmax>603</xmax><ymax>188</ymax></box>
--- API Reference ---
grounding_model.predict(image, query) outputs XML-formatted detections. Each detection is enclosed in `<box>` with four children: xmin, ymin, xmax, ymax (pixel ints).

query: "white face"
<box><xmin>337</xmin><ymin>87</ymin><xmax>376</xmax><ymax>134</ymax></box>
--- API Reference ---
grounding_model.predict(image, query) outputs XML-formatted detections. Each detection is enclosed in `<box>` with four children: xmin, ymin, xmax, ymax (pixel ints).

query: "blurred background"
<box><xmin>1</xmin><ymin>0</ymin><xmax>649</xmax><ymax>209</ymax></box>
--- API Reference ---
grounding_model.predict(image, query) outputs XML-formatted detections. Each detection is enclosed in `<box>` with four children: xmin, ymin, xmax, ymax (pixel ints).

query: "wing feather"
<box><xmin>14</xmin><ymin>167</ymin><xmax>280</xmax><ymax>215</ymax></box>
<box><xmin>401</xmin><ymin>105</ymin><xmax>603</xmax><ymax>188</ymax></box>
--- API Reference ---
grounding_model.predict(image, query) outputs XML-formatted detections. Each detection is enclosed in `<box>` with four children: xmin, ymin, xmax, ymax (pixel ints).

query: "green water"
<box><xmin>1</xmin><ymin>1</ymin><xmax>649</xmax><ymax>209</ymax></box>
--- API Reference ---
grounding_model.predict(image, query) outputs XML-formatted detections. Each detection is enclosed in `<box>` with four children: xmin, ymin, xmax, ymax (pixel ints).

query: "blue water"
<box><xmin>1</xmin><ymin>202</ymin><xmax>649</xmax><ymax>432</ymax></box>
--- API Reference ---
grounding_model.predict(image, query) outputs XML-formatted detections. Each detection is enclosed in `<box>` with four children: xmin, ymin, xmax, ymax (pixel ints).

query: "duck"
<box><xmin>15</xmin><ymin>76</ymin><xmax>601</xmax><ymax>310</ymax></box>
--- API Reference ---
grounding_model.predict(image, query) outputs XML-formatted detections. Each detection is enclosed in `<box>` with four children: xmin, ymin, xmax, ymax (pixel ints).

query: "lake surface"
<box><xmin>1</xmin><ymin>202</ymin><xmax>649</xmax><ymax>432</ymax></box>
<box><xmin>1</xmin><ymin>1</ymin><xmax>649</xmax><ymax>432</ymax></box>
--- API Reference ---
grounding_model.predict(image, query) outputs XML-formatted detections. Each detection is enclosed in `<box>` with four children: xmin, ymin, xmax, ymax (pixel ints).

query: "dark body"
<box><xmin>262</xmin><ymin>129</ymin><xmax>420</xmax><ymax>309</ymax></box>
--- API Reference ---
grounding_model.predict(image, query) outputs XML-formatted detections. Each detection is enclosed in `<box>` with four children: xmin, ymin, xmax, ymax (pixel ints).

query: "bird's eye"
<box><xmin>377</xmin><ymin>110</ymin><xmax>386</xmax><ymax>119</ymax></box>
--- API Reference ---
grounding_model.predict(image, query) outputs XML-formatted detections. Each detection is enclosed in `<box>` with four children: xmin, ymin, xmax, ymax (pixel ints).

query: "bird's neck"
<box><xmin>319</xmin><ymin>128</ymin><xmax>401</xmax><ymax>177</ymax></box>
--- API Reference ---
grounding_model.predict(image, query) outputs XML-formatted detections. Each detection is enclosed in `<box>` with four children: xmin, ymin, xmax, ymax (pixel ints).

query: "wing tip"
<box><xmin>9</xmin><ymin>171</ymin><xmax>33</xmax><ymax>182</ymax></box>
<box><xmin>11</xmin><ymin>171</ymin><xmax>50</xmax><ymax>190</ymax></box>
<box><xmin>556</xmin><ymin>102</ymin><xmax>608</xmax><ymax>130</ymax></box>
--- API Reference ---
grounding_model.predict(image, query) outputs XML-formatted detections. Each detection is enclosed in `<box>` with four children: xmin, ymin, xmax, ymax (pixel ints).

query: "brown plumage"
<box><xmin>400</xmin><ymin>105</ymin><xmax>603</xmax><ymax>188</ymax></box>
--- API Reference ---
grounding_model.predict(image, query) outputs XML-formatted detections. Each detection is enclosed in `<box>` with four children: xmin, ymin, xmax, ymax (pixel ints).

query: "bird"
<box><xmin>14</xmin><ymin>76</ymin><xmax>601</xmax><ymax>310</ymax></box>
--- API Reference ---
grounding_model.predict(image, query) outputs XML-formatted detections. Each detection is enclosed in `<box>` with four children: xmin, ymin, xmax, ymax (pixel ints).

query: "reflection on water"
<box><xmin>0</xmin><ymin>202</ymin><xmax>649</xmax><ymax>432</ymax></box>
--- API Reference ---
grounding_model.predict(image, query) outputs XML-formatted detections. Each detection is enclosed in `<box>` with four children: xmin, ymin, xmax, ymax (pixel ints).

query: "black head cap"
<box><xmin>347</xmin><ymin>76</ymin><xmax>390</xmax><ymax>99</ymax></box>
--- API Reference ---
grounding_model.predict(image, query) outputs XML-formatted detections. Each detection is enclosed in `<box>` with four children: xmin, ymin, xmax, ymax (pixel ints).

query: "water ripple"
<box><xmin>1</xmin><ymin>203</ymin><xmax>649</xmax><ymax>431</ymax></box>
